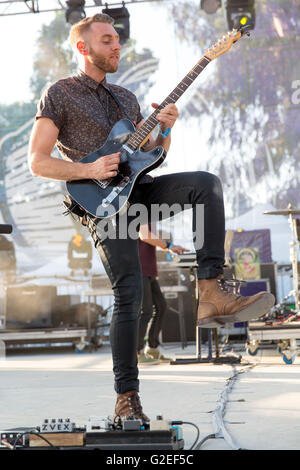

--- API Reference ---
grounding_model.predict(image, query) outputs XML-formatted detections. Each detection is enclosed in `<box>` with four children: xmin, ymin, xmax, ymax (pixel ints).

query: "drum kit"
<box><xmin>264</xmin><ymin>203</ymin><xmax>300</xmax><ymax>320</ymax></box>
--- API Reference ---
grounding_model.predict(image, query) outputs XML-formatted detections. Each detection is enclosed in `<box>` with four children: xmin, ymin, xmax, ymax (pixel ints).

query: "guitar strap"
<box><xmin>100</xmin><ymin>83</ymin><xmax>136</xmax><ymax>126</ymax></box>
<box><xmin>103</xmin><ymin>84</ymin><xmax>154</xmax><ymax>176</ymax></box>
<box><xmin>102</xmin><ymin>84</ymin><xmax>154</xmax><ymax>153</ymax></box>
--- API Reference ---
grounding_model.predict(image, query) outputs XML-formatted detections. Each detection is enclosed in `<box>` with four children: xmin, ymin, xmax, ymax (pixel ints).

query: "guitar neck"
<box><xmin>126</xmin><ymin>55</ymin><xmax>211</xmax><ymax>150</ymax></box>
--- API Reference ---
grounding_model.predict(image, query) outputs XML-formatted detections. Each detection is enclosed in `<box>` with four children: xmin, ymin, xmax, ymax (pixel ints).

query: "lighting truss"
<box><xmin>0</xmin><ymin>0</ymin><xmax>167</xmax><ymax>17</ymax></box>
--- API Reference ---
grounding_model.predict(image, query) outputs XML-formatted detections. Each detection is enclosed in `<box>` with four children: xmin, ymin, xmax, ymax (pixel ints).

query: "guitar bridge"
<box><xmin>93</xmin><ymin>178</ymin><xmax>112</xmax><ymax>189</ymax></box>
<box><xmin>101</xmin><ymin>176</ymin><xmax>131</xmax><ymax>208</ymax></box>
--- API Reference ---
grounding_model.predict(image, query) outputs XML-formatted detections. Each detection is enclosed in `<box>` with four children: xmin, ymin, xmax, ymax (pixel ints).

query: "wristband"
<box><xmin>159</xmin><ymin>127</ymin><xmax>171</xmax><ymax>138</ymax></box>
<box><xmin>165</xmin><ymin>241</ymin><xmax>173</xmax><ymax>250</ymax></box>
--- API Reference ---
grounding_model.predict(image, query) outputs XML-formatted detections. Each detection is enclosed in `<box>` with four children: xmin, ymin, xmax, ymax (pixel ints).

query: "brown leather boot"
<box><xmin>197</xmin><ymin>276</ymin><xmax>275</xmax><ymax>328</ymax></box>
<box><xmin>113</xmin><ymin>390</ymin><xmax>150</xmax><ymax>424</ymax></box>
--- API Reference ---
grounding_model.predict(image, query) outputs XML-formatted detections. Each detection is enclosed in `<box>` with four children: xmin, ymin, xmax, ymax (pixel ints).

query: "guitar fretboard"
<box><xmin>126</xmin><ymin>56</ymin><xmax>211</xmax><ymax>150</ymax></box>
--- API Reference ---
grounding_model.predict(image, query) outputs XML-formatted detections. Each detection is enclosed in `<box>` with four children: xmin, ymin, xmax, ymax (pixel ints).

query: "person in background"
<box><xmin>138</xmin><ymin>224</ymin><xmax>189</xmax><ymax>365</ymax></box>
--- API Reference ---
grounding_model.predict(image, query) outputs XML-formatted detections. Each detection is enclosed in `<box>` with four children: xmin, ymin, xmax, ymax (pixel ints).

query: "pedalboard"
<box><xmin>0</xmin><ymin>415</ymin><xmax>184</xmax><ymax>450</ymax></box>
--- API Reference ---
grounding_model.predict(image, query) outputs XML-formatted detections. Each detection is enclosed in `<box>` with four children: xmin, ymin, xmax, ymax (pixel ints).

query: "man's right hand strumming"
<box><xmin>88</xmin><ymin>152</ymin><xmax>121</xmax><ymax>180</ymax></box>
<box><xmin>28</xmin><ymin>117</ymin><xmax>120</xmax><ymax>182</ymax></box>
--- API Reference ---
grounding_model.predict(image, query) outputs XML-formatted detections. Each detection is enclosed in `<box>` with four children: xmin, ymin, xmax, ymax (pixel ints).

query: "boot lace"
<box><xmin>217</xmin><ymin>278</ymin><xmax>247</xmax><ymax>295</ymax></box>
<box><xmin>114</xmin><ymin>392</ymin><xmax>147</xmax><ymax>423</ymax></box>
<box><xmin>128</xmin><ymin>393</ymin><xmax>143</xmax><ymax>414</ymax></box>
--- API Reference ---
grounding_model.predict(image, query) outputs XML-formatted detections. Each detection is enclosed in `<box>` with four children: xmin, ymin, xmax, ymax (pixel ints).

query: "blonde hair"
<box><xmin>69</xmin><ymin>13</ymin><xmax>114</xmax><ymax>49</ymax></box>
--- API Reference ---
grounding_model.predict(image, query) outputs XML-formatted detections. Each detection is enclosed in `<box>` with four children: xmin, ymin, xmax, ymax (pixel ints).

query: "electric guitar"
<box><xmin>66</xmin><ymin>26</ymin><xmax>250</xmax><ymax>219</ymax></box>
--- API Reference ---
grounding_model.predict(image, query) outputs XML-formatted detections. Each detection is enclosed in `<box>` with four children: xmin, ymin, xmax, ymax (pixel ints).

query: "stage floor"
<box><xmin>0</xmin><ymin>342</ymin><xmax>299</xmax><ymax>450</ymax></box>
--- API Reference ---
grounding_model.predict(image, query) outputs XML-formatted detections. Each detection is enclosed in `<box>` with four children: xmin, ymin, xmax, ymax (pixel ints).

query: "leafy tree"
<box><xmin>30</xmin><ymin>12</ymin><xmax>77</xmax><ymax>100</ymax></box>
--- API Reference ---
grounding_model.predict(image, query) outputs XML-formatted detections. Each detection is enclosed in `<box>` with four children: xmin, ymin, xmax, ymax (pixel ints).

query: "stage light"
<box><xmin>200</xmin><ymin>0</ymin><xmax>221</xmax><ymax>14</ymax></box>
<box><xmin>66</xmin><ymin>0</ymin><xmax>86</xmax><ymax>25</ymax></box>
<box><xmin>225</xmin><ymin>1</ymin><xmax>255</xmax><ymax>30</ymax></box>
<box><xmin>102</xmin><ymin>5</ymin><xmax>130</xmax><ymax>45</ymax></box>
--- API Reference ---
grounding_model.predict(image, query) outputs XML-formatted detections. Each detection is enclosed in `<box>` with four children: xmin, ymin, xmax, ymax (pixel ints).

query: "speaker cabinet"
<box><xmin>260</xmin><ymin>262</ymin><xmax>278</xmax><ymax>301</ymax></box>
<box><xmin>6</xmin><ymin>285</ymin><xmax>57</xmax><ymax>328</ymax></box>
<box><xmin>158</xmin><ymin>268</ymin><xmax>197</xmax><ymax>343</ymax></box>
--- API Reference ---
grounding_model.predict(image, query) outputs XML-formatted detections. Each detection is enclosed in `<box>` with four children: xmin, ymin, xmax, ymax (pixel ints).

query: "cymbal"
<box><xmin>264</xmin><ymin>208</ymin><xmax>300</xmax><ymax>216</ymax></box>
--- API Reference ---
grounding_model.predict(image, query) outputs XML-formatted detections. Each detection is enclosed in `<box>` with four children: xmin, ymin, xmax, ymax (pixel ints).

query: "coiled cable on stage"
<box><xmin>195</xmin><ymin>363</ymin><xmax>256</xmax><ymax>450</ymax></box>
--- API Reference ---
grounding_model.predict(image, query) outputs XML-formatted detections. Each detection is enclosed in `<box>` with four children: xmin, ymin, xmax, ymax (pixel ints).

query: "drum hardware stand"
<box><xmin>264</xmin><ymin>204</ymin><xmax>300</xmax><ymax>322</ymax></box>
<box><xmin>284</xmin><ymin>216</ymin><xmax>300</xmax><ymax>319</ymax></box>
<box><xmin>245</xmin><ymin>206</ymin><xmax>300</xmax><ymax>364</ymax></box>
<box><xmin>170</xmin><ymin>325</ymin><xmax>241</xmax><ymax>365</ymax></box>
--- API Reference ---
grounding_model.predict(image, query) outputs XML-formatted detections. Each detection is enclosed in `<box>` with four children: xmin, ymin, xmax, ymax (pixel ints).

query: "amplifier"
<box><xmin>6</xmin><ymin>285</ymin><xmax>57</xmax><ymax>328</ymax></box>
<box><xmin>240</xmin><ymin>278</ymin><xmax>271</xmax><ymax>297</ymax></box>
<box><xmin>5</xmin><ymin>286</ymin><xmax>81</xmax><ymax>329</ymax></box>
<box><xmin>158</xmin><ymin>268</ymin><xmax>197</xmax><ymax>343</ymax></box>
<box><xmin>260</xmin><ymin>262</ymin><xmax>278</xmax><ymax>301</ymax></box>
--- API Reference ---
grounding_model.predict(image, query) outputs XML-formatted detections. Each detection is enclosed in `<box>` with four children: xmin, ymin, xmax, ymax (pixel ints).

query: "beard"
<box><xmin>88</xmin><ymin>46</ymin><xmax>119</xmax><ymax>73</ymax></box>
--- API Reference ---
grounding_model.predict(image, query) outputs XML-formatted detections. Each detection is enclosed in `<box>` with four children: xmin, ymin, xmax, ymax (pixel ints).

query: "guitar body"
<box><xmin>66</xmin><ymin>119</ymin><xmax>165</xmax><ymax>219</ymax></box>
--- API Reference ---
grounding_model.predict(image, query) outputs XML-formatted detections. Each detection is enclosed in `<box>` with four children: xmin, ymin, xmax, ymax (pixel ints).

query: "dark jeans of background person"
<box><xmin>137</xmin><ymin>276</ymin><xmax>167</xmax><ymax>353</ymax></box>
<box><xmin>86</xmin><ymin>171</ymin><xmax>225</xmax><ymax>394</ymax></box>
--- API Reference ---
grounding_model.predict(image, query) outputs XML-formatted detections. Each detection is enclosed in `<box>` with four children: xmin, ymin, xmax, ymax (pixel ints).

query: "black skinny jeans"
<box><xmin>86</xmin><ymin>171</ymin><xmax>225</xmax><ymax>394</ymax></box>
<box><xmin>137</xmin><ymin>276</ymin><xmax>167</xmax><ymax>353</ymax></box>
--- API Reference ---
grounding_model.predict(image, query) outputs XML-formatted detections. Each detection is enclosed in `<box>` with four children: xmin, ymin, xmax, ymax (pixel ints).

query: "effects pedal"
<box><xmin>0</xmin><ymin>415</ymin><xmax>184</xmax><ymax>450</ymax></box>
<box><xmin>0</xmin><ymin>431</ymin><xmax>27</xmax><ymax>449</ymax></box>
<box><xmin>39</xmin><ymin>418</ymin><xmax>76</xmax><ymax>433</ymax></box>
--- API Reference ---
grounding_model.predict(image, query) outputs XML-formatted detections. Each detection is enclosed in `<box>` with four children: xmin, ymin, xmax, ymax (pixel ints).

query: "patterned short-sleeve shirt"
<box><xmin>36</xmin><ymin>69</ymin><xmax>144</xmax><ymax>163</ymax></box>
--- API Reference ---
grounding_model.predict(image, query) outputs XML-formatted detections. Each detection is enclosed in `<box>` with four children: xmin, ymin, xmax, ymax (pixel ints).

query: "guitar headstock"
<box><xmin>204</xmin><ymin>25</ymin><xmax>251</xmax><ymax>61</ymax></box>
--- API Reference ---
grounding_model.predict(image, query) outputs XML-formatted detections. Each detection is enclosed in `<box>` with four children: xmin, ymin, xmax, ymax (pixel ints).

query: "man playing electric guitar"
<box><xmin>28</xmin><ymin>14</ymin><xmax>274</xmax><ymax>424</ymax></box>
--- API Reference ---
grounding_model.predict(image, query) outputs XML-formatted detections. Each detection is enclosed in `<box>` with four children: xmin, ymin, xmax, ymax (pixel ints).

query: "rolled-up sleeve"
<box><xmin>36</xmin><ymin>83</ymin><xmax>65</xmax><ymax>131</ymax></box>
